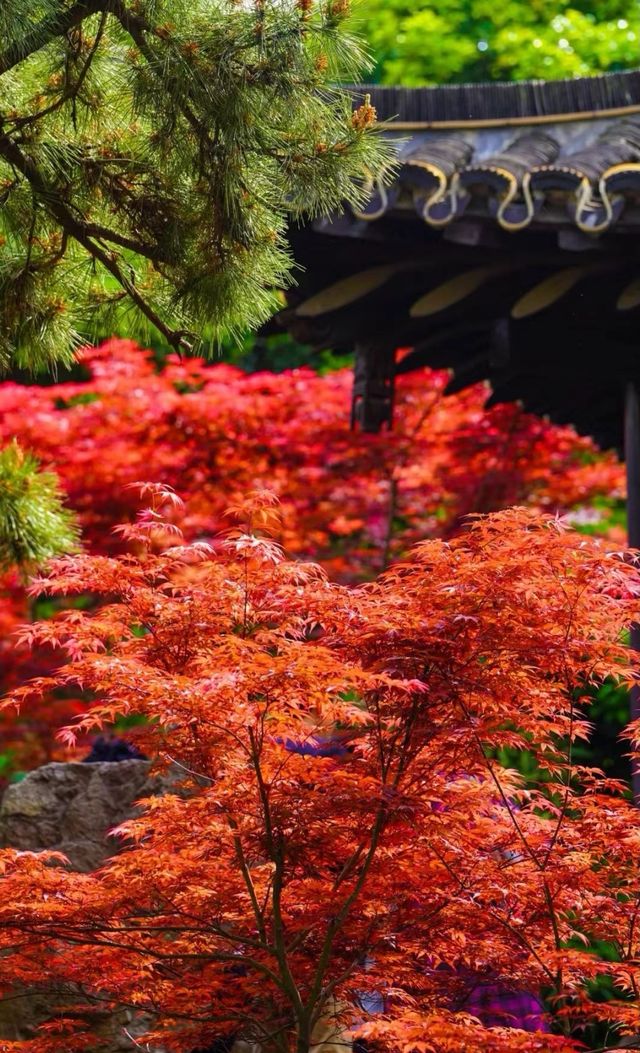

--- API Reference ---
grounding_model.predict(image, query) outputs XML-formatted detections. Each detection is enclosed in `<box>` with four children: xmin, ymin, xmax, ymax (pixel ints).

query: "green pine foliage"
<box><xmin>0</xmin><ymin>441</ymin><xmax>79</xmax><ymax>570</ymax></box>
<box><xmin>0</xmin><ymin>0</ymin><xmax>390</xmax><ymax>371</ymax></box>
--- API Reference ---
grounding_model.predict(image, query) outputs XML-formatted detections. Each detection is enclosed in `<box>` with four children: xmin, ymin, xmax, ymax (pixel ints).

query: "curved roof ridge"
<box><xmin>352</xmin><ymin>71</ymin><xmax>640</xmax><ymax>128</ymax></box>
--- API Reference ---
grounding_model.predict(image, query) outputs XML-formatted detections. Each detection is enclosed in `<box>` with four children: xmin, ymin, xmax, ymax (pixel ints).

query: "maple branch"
<box><xmin>626</xmin><ymin>893</ymin><xmax>640</xmax><ymax>959</ymax></box>
<box><xmin>381</xmin><ymin>474</ymin><xmax>398</xmax><ymax>572</ymax></box>
<box><xmin>303</xmin><ymin>690</ymin><xmax>425</xmax><ymax>1023</ymax></box>
<box><xmin>68</xmin><ymin>918</ymin><xmax>268</xmax><ymax>954</ymax></box>
<box><xmin>540</xmin><ymin>570</ymin><xmax>585</xmax><ymax>870</ymax></box>
<box><xmin>456</xmin><ymin>695</ymin><xmax>541</xmax><ymax>870</ymax></box>
<box><xmin>429</xmin><ymin>842</ymin><xmax>556</xmax><ymax>987</ymax></box>
<box><xmin>248</xmin><ymin>727</ymin><xmax>306</xmax><ymax>1023</ymax></box>
<box><xmin>228</xmin><ymin>812</ymin><xmax>269</xmax><ymax>946</ymax></box>
<box><xmin>14</xmin><ymin>983</ymin><xmax>253</xmax><ymax>1030</ymax></box>
<box><xmin>455</xmin><ymin>693</ymin><xmax>568</xmax><ymax>992</ymax></box>
<box><xmin>368</xmin><ymin>690</ymin><xmax>389</xmax><ymax>781</ymax></box>
<box><xmin>305</xmin><ymin>800</ymin><xmax>387</xmax><ymax>1022</ymax></box>
<box><xmin>590</xmin><ymin>1043</ymin><xmax>640</xmax><ymax>1052</ymax></box>
<box><xmin>122</xmin><ymin>1027</ymin><xmax>150</xmax><ymax>1051</ymax></box>
<box><xmin>0</xmin><ymin>921</ymin><xmax>287</xmax><ymax>994</ymax></box>
<box><xmin>330</xmin><ymin>839</ymin><xmax>368</xmax><ymax>894</ymax></box>
<box><xmin>164</xmin><ymin>753</ymin><xmax>212</xmax><ymax>787</ymax></box>
<box><xmin>315</xmin><ymin>919</ymin><xmax>378</xmax><ymax>1015</ymax></box>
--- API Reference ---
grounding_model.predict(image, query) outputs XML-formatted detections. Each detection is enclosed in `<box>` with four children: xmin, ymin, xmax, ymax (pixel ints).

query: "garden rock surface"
<box><xmin>0</xmin><ymin>759</ymin><xmax>169</xmax><ymax>871</ymax></box>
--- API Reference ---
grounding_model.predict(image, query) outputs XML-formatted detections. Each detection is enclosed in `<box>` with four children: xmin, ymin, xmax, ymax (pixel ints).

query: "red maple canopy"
<box><xmin>2</xmin><ymin>488</ymin><xmax>640</xmax><ymax>1051</ymax></box>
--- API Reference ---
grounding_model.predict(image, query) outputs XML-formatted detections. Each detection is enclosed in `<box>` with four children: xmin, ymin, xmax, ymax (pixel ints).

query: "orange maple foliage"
<box><xmin>1</xmin><ymin>488</ymin><xmax>640</xmax><ymax>1052</ymax></box>
<box><xmin>0</xmin><ymin>339</ymin><xmax>625</xmax><ymax>774</ymax></box>
<box><xmin>0</xmin><ymin>573</ymin><xmax>88</xmax><ymax>772</ymax></box>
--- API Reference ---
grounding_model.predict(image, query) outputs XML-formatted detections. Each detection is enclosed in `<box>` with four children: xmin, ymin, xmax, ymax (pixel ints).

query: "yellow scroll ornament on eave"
<box><xmin>296</xmin><ymin>263</ymin><xmax>413</xmax><ymax>318</ymax></box>
<box><xmin>511</xmin><ymin>266</ymin><xmax>605</xmax><ymax>319</ymax></box>
<box><xmin>410</xmin><ymin>267</ymin><xmax>507</xmax><ymax>318</ymax></box>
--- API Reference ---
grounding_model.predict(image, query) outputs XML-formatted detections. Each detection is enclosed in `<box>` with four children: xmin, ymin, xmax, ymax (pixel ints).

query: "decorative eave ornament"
<box><xmin>354</xmin><ymin>77</ymin><xmax>640</xmax><ymax>236</ymax></box>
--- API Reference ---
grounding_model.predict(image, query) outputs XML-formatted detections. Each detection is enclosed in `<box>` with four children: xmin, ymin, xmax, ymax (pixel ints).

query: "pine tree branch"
<box><xmin>8</xmin><ymin>11</ymin><xmax>108</xmax><ymax>130</ymax></box>
<box><xmin>0</xmin><ymin>0</ymin><xmax>388</xmax><ymax>368</ymax></box>
<box><xmin>0</xmin><ymin>131</ymin><xmax>170</xmax><ymax>261</ymax></box>
<box><xmin>0</xmin><ymin>0</ymin><xmax>107</xmax><ymax>77</ymax></box>
<box><xmin>109</xmin><ymin>0</ymin><xmax>214</xmax><ymax>144</ymax></box>
<box><xmin>0</xmin><ymin>131</ymin><xmax>192</xmax><ymax>350</ymax></box>
<box><xmin>81</xmin><ymin>221</ymin><xmax>170</xmax><ymax>261</ymax></box>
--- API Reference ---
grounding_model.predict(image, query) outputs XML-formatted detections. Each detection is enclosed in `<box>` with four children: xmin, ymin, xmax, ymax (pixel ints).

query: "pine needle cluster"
<box><xmin>0</xmin><ymin>440</ymin><xmax>78</xmax><ymax>570</ymax></box>
<box><xmin>0</xmin><ymin>0</ymin><xmax>391</xmax><ymax>370</ymax></box>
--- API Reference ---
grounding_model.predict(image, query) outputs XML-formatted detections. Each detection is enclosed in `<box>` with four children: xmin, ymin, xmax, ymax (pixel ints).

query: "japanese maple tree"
<box><xmin>1</xmin><ymin>487</ymin><xmax>640</xmax><ymax>1052</ymax></box>
<box><xmin>0</xmin><ymin>339</ymin><xmax>625</xmax><ymax>777</ymax></box>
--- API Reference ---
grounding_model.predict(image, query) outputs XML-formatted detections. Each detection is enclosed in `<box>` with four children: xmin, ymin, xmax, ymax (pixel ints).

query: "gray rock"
<box><xmin>0</xmin><ymin>759</ymin><xmax>175</xmax><ymax>872</ymax></box>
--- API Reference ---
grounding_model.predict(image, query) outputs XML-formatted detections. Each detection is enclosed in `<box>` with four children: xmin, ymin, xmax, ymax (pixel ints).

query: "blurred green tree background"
<box><xmin>351</xmin><ymin>0</ymin><xmax>640</xmax><ymax>84</ymax></box>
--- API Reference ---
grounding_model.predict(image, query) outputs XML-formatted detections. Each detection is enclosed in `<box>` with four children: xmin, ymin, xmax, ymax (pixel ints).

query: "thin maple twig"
<box><xmin>2</xmin><ymin>923</ymin><xmax>283</xmax><ymax>986</ymax></box>
<box><xmin>381</xmin><ymin>474</ymin><xmax>398</xmax><ymax>572</ymax></box>
<box><xmin>455</xmin><ymin>693</ymin><xmax>567</xmax><ymax>992</ymax></box>
<box><xmin>305</xmin><ymin>786</ymin><xmax>392</xmax><ymax>1018</ymax></box>
<box><xmin>164</xmin><ymin>753</ymin><xmax>212</xmax><ymax>785</ymax></box>
<box><xmin>429</xmin><ymin>842</ymin><xmax>556</xmax><ymax>986</ymax></box>
<box><xmin>540</xmin><ymin>566</ymin><xmax>586</xmax><ymax>869</ymax></box>
<box><xmin>626</xmin><ymin>893</ymin><xmax>640</xmax><ymax>959</ymax></box>
<box><xmin>69</xmin><ymin>918</ymin><xmax>271</xmax><ymax>955</ymax></box>
<box><xmin>247</xmin><ymin>726</ymin><xmax>306</xmax><ymax>1023</ymax></box>
<box><xmin>16</xmin><ymin>982</ymin><xmax>287</xmax><ymax>1039</ymax></box>
<box><xmin>227</xmin><ymin>811</ymin><xmax>270</xmax><ymax>946</ymax></box>
<box><xmin>456</xmin><ymin>695</ymin><xmax>541</xmax><ymax>870</ymax></box>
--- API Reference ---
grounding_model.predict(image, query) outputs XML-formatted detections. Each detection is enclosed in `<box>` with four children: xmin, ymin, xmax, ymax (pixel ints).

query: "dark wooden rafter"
<box><xmin>275</xmin><ymin>219</ymin><xmax>640</xmax><ymax>452</ymax></box>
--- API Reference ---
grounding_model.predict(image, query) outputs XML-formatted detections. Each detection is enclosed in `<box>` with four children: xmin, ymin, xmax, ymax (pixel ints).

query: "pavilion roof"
<box><xmin>354</xmin><ymin>74</ymin><xmax>640</xmax><ymax>236</ymax></box>
<box><xmin>269</xmin><ymin>72</ymin><xmax>640</xmax><ymax>453</ymax></box>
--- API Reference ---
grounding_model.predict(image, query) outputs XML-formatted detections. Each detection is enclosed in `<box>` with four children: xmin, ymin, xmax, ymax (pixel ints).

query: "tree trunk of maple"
<box><xmin>296</xmin><ymin>1031</ymin><xmax>311</xmax><ymax>1053</ymax></box>
<box><xmin>624</xmin><ymin>381</ymin><xmax>640</xmax><ymax>804</ymax></box>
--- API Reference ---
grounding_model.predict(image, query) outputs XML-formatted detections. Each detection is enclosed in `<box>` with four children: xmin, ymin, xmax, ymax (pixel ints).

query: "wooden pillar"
<box><xmin>351</xmin><ymin>343</ymin><xmax>395</xmax><ymax>433</ymax></box>
<box><xmin>625</xmin><ymin>382</ymin><xmax>640</xmax><ymax>803</ymax></box>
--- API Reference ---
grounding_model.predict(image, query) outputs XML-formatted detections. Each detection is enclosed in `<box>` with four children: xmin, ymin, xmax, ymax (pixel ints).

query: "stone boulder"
<box><xmin>0</xmin><ymin>759</ymin><xmax>175</xmax><ymax>871</ymax></box>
